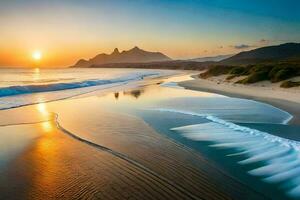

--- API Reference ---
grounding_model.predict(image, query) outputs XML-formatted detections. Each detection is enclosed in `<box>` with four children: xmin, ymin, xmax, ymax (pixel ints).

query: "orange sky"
<box><xmin>0</xmin><ymin>36</ymin><xmax>238</xmax><ymax>67</ymax></box>
<box><xmin>0</xmin><ymin>1</ymin><xmax>298</xmax><ymax>67</ymax></box>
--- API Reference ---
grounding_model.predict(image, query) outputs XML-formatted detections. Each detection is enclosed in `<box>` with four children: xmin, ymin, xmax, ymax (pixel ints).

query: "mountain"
<box><xmin>190</xmin><ymin>54</ymin><xmax>234</xmax><ymax>62</ymax></box>
<box><xmin>79</xmin><ymin>60</ymin><xmax>213</xmax><ymax>70</ymax></box>
<box><xmin>74</xmin><ymin>46</ymin><xmax>171</xmax><ymax>67</ymax></box>
<box><xmin>220</xmin><ymin>43</ymin><xmax>300</xmax><ymax>65</ymax></box>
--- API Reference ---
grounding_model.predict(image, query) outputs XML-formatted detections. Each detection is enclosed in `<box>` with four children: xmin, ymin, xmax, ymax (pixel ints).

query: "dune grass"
<box><xmin>281</xmin><ymin>81</ymin><xmax>300</xmax><ymax>88</ymax></box>
<box><xmin>200</xmin><ymin>62</ymin><xmax>300</xmax><ymax>87</ymax></box>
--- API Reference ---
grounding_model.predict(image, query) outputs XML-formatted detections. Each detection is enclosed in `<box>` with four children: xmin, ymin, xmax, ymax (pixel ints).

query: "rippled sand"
<box><xmin>0</xmin><ymin>78</ymin><xmax>267</xmax><ymax>200</ymax></box>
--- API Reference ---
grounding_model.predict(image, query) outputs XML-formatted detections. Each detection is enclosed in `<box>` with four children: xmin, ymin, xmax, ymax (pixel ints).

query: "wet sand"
<box><xmin>0</xmin><ymin>79</ymin><xmax>267</xmax><ymax>199</ymax></box>
<box><xmin>179</xmin><ymin>77</ymin><xmax>300</xmax><ymax>125</ymax></box>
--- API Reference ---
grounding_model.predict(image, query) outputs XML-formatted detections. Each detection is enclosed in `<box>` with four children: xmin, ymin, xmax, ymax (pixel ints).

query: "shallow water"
<box><xmin>0</xmin><ymin>68</ymin><xmax>175</xmax><ymax>109</ymax></box>
<box><xmin>60</xmin><ymin>76</ymin><xmax>297</xmax><ymax>199</ymax></box>
<box><xmin>0</xmin><ymin>69</ymin><xmax>299</xmax><ymax>199</ymax></box>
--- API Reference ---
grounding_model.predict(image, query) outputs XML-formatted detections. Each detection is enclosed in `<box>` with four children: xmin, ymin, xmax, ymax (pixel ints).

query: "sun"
<box><xmin>32</xmin><ymin>51</ymin><xmax>42</xmax><ymax>61</ymax></box>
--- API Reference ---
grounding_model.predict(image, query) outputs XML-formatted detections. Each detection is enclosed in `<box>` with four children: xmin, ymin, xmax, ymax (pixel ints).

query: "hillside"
<box><xmin>74</xmin><ymin>47</ymin><xmax>171</xmax><ymax>67</ymax></box>
<box><xmin>82</xmin><ymin>60</ymin><xmax>213</xmax><ymax>71</ymax></box>
<box><xmin>221</xmin><ymin>43</ymin><xmax>300</xmax><ymax>65</ymax></box>
<box><xmin>72</xmin><ymin>43</ymin><xmax>300</xmax><ymax>75</ymax></box>
<box><xmin>190</xmin><ymin>54</ymin><xmax>233</xmax><ymax>62</ymax></box>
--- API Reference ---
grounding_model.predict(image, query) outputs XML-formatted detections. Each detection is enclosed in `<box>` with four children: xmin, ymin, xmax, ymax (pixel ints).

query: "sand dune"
<box><xmin>179</xmin><ymin>75</ymin><xmax>300</xmax><ymax>125</ymax></box>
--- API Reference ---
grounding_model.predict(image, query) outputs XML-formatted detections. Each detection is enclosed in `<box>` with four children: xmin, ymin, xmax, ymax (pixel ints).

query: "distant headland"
<box><xmin>73</xmin><ymin>46</ymin><xmax>171</xmax><ymax>67</ymax></box>
<box><xmin>72</xmin><ymin>43</ymin><xmax>300</xmax><ymax>73</ymax></box>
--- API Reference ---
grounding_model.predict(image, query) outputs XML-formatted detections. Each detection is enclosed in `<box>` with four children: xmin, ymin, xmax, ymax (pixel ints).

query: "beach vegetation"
<box><xmin>228</xmin><ymin>66</ymin><xmax>246</xmax><ymax>75</ymax></box>
<box><xmin>200</xmin><ymin>65</ymin><xmax>235</xmax><ymax>78</ymax></box>
<box><xmin>236</xmin><ymin>71</ymin><xmax>269</xmax><ymax>84</ymax></box>
<box><xmin>201</xmin><ymin>62</ymin><xmax>300</xmax><ymax>87</ymax></box>
<box><xmin>268</xmin><ymin>64</ymin><xmax>300</xmax><ymax>82</ymax></box>
<box><xmin>280</xmin><ymin>80</ymin><xmax>300</xmax><ymax>88</ymax></box>
<box><xmin>226</xmin><ymin>74</ymin><xmax>238</xmax><ymax>80</ymax></box>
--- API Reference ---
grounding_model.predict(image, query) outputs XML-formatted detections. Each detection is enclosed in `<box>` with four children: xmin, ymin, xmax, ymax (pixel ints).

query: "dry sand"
<box><xmin>179</xmin><ymin>75</ymin><xmax>300</xmax><ymax>125</ymax></box>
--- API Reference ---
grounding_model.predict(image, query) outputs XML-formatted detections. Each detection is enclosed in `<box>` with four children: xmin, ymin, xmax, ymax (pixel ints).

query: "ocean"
<box><xmin>0</xmin><ymin>68</ymin><xmax>172</xmax><ymax>109</ymax></box>
<box><xmin>0</xmin><ymin>68</ymin><xmax>299</xmax><ymax>199</ymax></box>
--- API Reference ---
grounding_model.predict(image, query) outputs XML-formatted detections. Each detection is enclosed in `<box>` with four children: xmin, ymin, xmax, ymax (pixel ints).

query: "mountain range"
<box><xmin>189</xmin><ymin>54</ymin><xmax>234</xmax><ymax>62</ymax></box>
<box><xmin>74</xmin><ymin>46</ymin><xmax>171</xmax><ymax>67</ymax></box>
<box><xmin>220</xmin><ymin>43</ymin><xmax>300</xmax><ymax>65</ymax></box>
<box><xmin>73</xmin><ymin>43</ymin><xmax>300</xmax><ymax>69</ymax></box>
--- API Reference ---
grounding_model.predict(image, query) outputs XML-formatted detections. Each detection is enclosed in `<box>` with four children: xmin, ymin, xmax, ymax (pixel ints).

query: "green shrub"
<box><xmin>229</xmin><ymin>67</ymin><xmax>245</xmax><ymax>75</ymax></box>
<box><xmin>238</xmin><ymin>71</ymin><xmax>269</xmax><ymax>84</ymax></box>
<box><xmin>201</xmin><ymin>63</ymin><xmax>300</xmax><ymax>85</ymax></box>
<box><xmin>272</xmin><ymin>68</ymin><xmax>296</xmax><ymax>82</ymax></box>
<box><xmin>200</xmin><ymin>65</ymin><xmax>234</xmax><ymax>78</ymax></box>
<box><xmin>269</xmin><ymin>64</ymin><xmax>300</xmax><ymax>82</ymax></box>
<box><xmin>241</xmin><ymin>65</ymin><xmax>255</xmax><ymax>75</ymax></box>
<box><xmin>268</xmin><ymin>65</ymin><xmax>284</xmax><ymax>80</ymax></box>
<box><xmin>226</xmin><ymin>74</ymin><xmax>237</xmax><ymax>80</ymax></box>
<box><xmin>249</xmin><ymin>64</ymin><xmax>273</xmax><ymax>73</ymax></box>
<box><xmin>280</xmin><ymin>81</ymin><xmax>300</xmax><ymax>88</ymax></box>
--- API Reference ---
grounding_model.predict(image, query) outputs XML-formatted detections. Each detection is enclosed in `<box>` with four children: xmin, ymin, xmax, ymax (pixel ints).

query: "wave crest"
<box><xmin>152</xmin><ymin>108</ymin><xmax>300</xmax><ymax>198</ymax></box>
<box><xmin>0</xmin><ymin>72</ymin><xmax>158</xmax><ymax>98</ymax></box>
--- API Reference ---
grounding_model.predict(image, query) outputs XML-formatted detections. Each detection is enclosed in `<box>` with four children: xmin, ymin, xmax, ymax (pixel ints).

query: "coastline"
<box><xmin>0</xmin><ymin>74</ymin><xmax>270</xmax><ymax>200</ymax></box>
<box><xmin>178</xmin><ymin>76</ymin><xmax>300</xmax><ymax>125</ymax></box>
<box><xmin>0</xmin><ymin>71</ymin><xmax>299</xmax><ymax>199</ymax></box>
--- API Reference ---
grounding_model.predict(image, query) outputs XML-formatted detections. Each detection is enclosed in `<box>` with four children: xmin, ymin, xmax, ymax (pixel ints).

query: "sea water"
<box><xmin>73</xmin><ymin>75</ymin><xmax>298</xmax><ymax>199</ymax></box>
<box><xmin>0</xmin><ymin>68</ymin><xmax>299</xmax><ymax>199</ymax></box>
<box><xmin>0</xmin><ymin>68</ymin><xmax>173</xmax><ymax>109</ymax></box>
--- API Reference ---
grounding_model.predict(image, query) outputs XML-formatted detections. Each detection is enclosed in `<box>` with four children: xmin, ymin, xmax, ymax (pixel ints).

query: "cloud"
<box><xmin>259</xmin><ymin>39</ymin><xmax>270</xmax><ymax>45</ymax></box>
<box><xmin>231</xmin><ymin>39</ymin><xmax>272</xmax><ymax>51</ymax></box>
<box><xmin>232</xmin><ymin>44</ymin><xmax>252</xmax><ymax>49</ymax></box>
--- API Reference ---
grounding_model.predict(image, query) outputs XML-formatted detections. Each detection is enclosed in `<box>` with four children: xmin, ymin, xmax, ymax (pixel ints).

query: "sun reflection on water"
<box><xmin>36</xmin><ymin>102</ymin><xmax>54</xmax><ymax>132</ymax></box>
<box><xmin>34</xmin><ymin>68</ymin><xmax>40</xmax><ymax>73</ymax></box>
<box><xmin>41</xmin><ymin>121</ymin><xmax>53</xmax><ymax>133</ymax></box>
<box><xmin>33</xmin><ymin>67</ymin><xmax>40</xmax><ymax>82</ymax></box>
<box><xmin>37</xmin><ymin>103</ymin><xmax>48</xmax><ymax>115</ymax></box>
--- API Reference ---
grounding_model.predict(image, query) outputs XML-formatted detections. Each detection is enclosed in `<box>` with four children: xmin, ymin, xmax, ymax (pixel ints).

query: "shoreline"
<box><xmin>0</xmin><ymin>72</ymin><xmax>294</xmax><ymax>199</ymax></box>
<box><xmin>0</xmin><ymin>84</ymin><xmax>267</xmax><ymax>200</ymax></box>
<box><xmin>179</xmin><ymin>76</ymin><xmax>300</xmax><ymax>125</ymax></box>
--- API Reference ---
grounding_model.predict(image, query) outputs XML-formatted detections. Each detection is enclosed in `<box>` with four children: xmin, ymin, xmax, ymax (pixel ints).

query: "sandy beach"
<box><xmin>0</xmin><ymin>75</ymin><xmax>269</xmax><ymax>200</ymax></box>
<box><xmin>179</xmin><ymin>75</ymin><xmax>300</xmax><ymax>125</ymax></box>
<box><xmin>0</xmin><ymin>70</ymin><xmax>298</xmax><ymax>199</ymax></box>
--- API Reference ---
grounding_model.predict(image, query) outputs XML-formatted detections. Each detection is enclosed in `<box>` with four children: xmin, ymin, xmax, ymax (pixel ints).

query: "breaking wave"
<box><xmin>152</xmin><ymin>108</ymin><xmax>300</xmax><ymax>198</ymax></box>
<box><xmin>0</xmin><ymin>72</ymin><xmax>158</xmax><ymax>98</ymax></box>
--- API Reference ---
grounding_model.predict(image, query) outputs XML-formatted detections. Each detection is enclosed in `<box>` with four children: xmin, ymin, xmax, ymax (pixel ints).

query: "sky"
<box><xmin>0</xmin><ymin>0</ymin><xmax>299</xmax><ymax>67</ymax></box>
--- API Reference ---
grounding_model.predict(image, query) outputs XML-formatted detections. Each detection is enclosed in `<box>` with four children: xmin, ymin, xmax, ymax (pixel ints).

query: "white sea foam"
<box><xmin>152</xmin><ymin>108</ymin><xmax>300</xmax><ymax>198</ymax></box>
<box><xmin>0</xmin><ymin>72</ymin><xmax>158</xmax><ymax>98</ymax></box>
<box><xmin>160</xmin><ymin>82</ymin><xmax>184</xmax><ymax>89</ymax></box>
<box><xmin>0</xmin><ymin>71</ymin><xmax>163</xmax><ymax>109</ymax></box>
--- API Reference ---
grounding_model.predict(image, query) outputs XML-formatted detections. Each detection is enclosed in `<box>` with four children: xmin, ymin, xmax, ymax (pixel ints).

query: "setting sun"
<box><xmin>32</xmin><ymin>51</ymin><xmax>42</xmax><ymax>61</ymax></box>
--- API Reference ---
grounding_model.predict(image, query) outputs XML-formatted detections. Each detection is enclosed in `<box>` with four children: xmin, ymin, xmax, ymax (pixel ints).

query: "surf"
<box><xmin>153</xmin><ymin>108</ymin><xmax>300</xmax><ymax>198</ymax></box>
<box><xmin>0</xmin><ymin>72</ymin><xmax>158</xmax><ymax>98</ymax></box>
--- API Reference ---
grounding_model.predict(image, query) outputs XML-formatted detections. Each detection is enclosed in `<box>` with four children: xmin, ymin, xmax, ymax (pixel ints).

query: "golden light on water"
<box><xmin>41</xmin><ymin>121</ymin><xmax>53</xmax><ymax>133</ymax></box>
<box><xmin>36</xmin><ymin>102</ymin><xmax>54</xmax><ymax>132</ymax></box>
<box><xmin>37</xmin><ymin>103</ymin><xmax>48</xmax><ymax>116</ymax></box>
<box><xmin>33</xmin><ymin>67</ymin><xmax>41</xmax><ymax>82</ymax></box>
